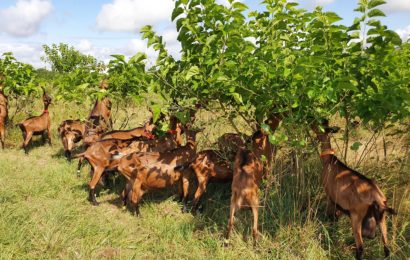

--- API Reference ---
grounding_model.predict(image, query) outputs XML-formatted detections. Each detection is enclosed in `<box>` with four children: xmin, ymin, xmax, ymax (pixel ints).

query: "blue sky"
<box><xmin>0</xmin><ymin>0</ymin><xmax>409</xmax><ymax>68</ymax></box>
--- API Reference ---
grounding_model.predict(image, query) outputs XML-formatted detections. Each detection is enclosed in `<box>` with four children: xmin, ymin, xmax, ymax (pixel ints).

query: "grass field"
<box><xmin>0</xmin><ymin>100</ymin><xmax>409</xmax><ymax>259</ymax></box>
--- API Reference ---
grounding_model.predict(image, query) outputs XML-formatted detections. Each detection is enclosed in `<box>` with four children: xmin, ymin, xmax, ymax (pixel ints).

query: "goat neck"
<box><xmin>316</xmin><ymin>131</ymin><xmax>336</xmax><ymax>165</ymax></box>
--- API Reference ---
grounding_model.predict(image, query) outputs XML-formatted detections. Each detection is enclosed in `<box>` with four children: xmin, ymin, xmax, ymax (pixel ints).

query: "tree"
<box><xmin>41</xmin><ymin>43</ymin><xmax>99</xmax><ymax>73</ymax></box>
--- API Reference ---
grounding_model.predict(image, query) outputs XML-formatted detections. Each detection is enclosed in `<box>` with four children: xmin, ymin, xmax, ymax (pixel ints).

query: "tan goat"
<box><xmin>312</xmin><ymin>119</ymin><xmax>396</xmax><ymax>259</ymax></box>
<box><xmin>116</xmin><ymin>128</ymin><xmax>200</xmax><ymax>215</ymax></box>
<box><xmin>17</xmin><ymin>88</ymin><xmax>52</xmax><ymax>153</ymax></box>
<box><xmin>190</xmin><ymin>114</ymin><xmax>282</xmax><ymax>214</ymax></box>
<box><xmin>225</xmin><ymin>113</ymin><xmax>282</xmax><ymax>242</ymax></box>
<box><xmin>58</xmin><ymin>119</ymin><xmax>86</xmax><ymax>159</ymax></box>
<box><xmin>75</xmin><ymin>123</ymin><xmax>183</xmax><ymax>205</ymax></box>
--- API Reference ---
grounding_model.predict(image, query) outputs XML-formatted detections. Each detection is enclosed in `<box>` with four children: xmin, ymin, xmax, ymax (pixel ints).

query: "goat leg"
<box><xmin>250</xmin><ymin>196</ymin><xmax>260</xmax><ymax>244</ymax></box>
<box><xmin>121</xmin><ymin>182</ymin><xmax>132</xmax><ymax>210</ymax></box>
<box><xmin>181</xmin><ymin>174</ymin><xmax>190</xmax><ymax>213</ymax></box>
<box><xmin>77</xmin><ymin>158</ymin><xmax>83</xmax><ymax>177</ymax></box>
<box><xmin>326</xmin><ymin>197</ymin><xmax>340</xmax><ymax>222</ymax></box>
<box><xmin>0</xmin><ymin>125</ymin><xmax>4</xmax><ymax>149</ymax></box>
<box><xmin>88</xmin><ymin>188</ymin><xmax>99</xmax><ymax>206</ymax></box>
<box><xmin>226</xmin><ymin>192</ymin><xmax>238</xmax><ymax>240</ymax></box>
<box><xmin>23</xmin><ymin>131</ymin><xmax>33</xmax><ymax>154</ymax></box>
<box><xmin>47</xmin><ymin>124</ymin><xmax>52</xmax><ymax>145</ymax></box>
<box><xmin>130</xmin><ymin>180</ymin><xmax>142</xmax><ymax>217</ymax></box>
<box><xmin>88</xmin><ymin>167</ymin><xmax>104</xmax><ymax>205</ymax></box>
<box><xmin>379</xmin><ymin>213</ymin><xmax>390</xmax><ymax>257</ymax></box>
<box><xmin>350</xmin><ymin>212</ymin><xmax>364</xmax><ymax>260</ymax></box>
<box><xmin>192</xmin><ymin>176</ymin><xmax>208</xmax><ymax>214</ymax></box>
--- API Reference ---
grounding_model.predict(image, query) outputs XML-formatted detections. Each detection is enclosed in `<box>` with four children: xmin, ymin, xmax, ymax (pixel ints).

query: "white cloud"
<box><xmin>96</xmin><ymin>0</ymin><xmax>174</xmax><ymax>32</ymax></box>
<box><xmin>76</xmin><ymin>39</ymin><xmax>93</xmax><ymax>53</ymax></box>
<box><xmin>0</xmin><ymin>42</ymin><xmax>46</xmax><ymax>68</ymax></box>
<box><xmin>396</xmin><ymin>25</ymin><xmax>410</xmax><ymax>41</ymax></box>
<box><xmin>296</xmin><ymin>0</ymin><xmax>335</xmax><ymax>8</ymax></box>
<box><xmin>381</xmin><ymin>0</ymin><xmax>410</xmax><ymax>13</ymax></box>
<box><xmin>217</xmin><ymin>0</ymin><xmax>243</xmax><ymax>6</ymax></box>
<box><xmin>0</xmin><ymin>0</ymin><xmax>52</xmax><ymax>37</ymax></box>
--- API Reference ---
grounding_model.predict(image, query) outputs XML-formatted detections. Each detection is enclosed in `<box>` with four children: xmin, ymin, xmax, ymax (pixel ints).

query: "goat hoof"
<box><xmin>223</xmin><ymin>239</ymin><xmax>230</xmax><ymax>247</ymax></box>
<box><xmin>355</xmin><ymin>246</ymin><xmax>363</xmax><ymax>260</ymax></box>
<box><xmin>89</xmin><ymin>199</ymin><xmax>99</xmax><ymax>206</ymax></box>
<box><xmin>384</xmin><ymin>246</ymin><xmax>390</xmax><ymax>257</ymax></box>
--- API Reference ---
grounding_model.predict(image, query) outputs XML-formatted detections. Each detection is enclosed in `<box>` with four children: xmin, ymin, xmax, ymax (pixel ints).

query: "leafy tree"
<box><xmin>0</xmin><ymin>52</ymin><xmax>37</xmax><ymax>97</ymax></box>
<box><xmin>41</xmin><ymin>43</ymin><xmax>99</xmax><ymax>73</ymax></box>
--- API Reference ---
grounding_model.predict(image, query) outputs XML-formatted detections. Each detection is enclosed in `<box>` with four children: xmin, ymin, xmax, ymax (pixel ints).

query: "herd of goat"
<box><xmin>0</xmin><ymin>83</ymin><xmax>397</xmax><ymax>259</ymax></box>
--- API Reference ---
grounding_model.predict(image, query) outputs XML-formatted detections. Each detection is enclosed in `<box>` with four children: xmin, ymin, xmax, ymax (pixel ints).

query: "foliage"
<box><xmin>107</xmin><ymin>53</ymin><xmax>149</xmax><ymax>103</ymax></box>
<box><xmin>0</xmin><ymin>52</ymin><xmax>38</xmax><ymax>97</ymax></box>
<box><xmin>139</xmin><ymin>0</ymin><xmax>409</xmax><ymax>136</ymax></box>
<box><xmin>41</xmin><ymin>43</ymin><xmax>99</xmax><ymax>74</ymax></box>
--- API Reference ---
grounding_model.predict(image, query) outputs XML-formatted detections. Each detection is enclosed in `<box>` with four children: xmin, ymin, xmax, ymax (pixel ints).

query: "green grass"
<box><xmin>0</xmin><ymin>98</ymin><xmax>409</xmax><ymax>259</ymax></box>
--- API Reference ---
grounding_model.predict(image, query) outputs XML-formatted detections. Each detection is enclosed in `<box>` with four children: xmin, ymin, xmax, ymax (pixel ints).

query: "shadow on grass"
<box><xmin>21</xmin><ymin>135</ymin><xmax>52</xmax><ymax>154</ymax></box>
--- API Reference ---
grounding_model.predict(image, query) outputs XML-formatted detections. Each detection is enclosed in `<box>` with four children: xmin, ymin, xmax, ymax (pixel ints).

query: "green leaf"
<box><xmin>172</xmin><ymin>7</ymin><xmax>184</xmax><ymax>21</ymax></box>
<box><xmin>326</xmin><ymin>12</ymin><xmax>342</xmax><ymax>23</ymax></box>
<box><xmin>185</xmin><ymin>66</ymin><xmax>199</xmax><ymax>80</ymax></box>
<box><xmin>231</xmin><ymin>2</ymin><xmax>248</xmax><ymax>11</ymax></box>
<box><xmin>150</xmin><ymin>104</ymin><xmax>162</xmax><ymax>123</ymax></box>
<box><xmin>367</xmin><ymin>9</ymin><xmax>385</xmax><ymax>18</ymax></box>
<box><xmin>129</xmin><ymin>52</ymin><xmax>147</xmax><ymax>64</ymax></box>
<box><xmin>368</xmin><ymin>0</ymin><xmax>386</xmax><ymax>9</ymax></box>
<box><xmin>111</xmin><ymin>54</ymin><xmax>125</xmax><ymax>63</ymax></box>
<box><xmin>350</xmin><ymin>142</ymin><xmax>362</xmax><ymax>151</ymax></box>
<box><xmin>231</xmin><ymin>93</ymin><xmax>243</xmax><ymax>104</ymax></box>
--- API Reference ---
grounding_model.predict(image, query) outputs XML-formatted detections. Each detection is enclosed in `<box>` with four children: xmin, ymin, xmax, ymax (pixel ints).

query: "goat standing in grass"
<box><xmin>0</xmin><ymin>90</ymin><xmax>8</xmax><ymax>149</ymax></box>
<box><xmin>17</xmin><ymin>88</ymin><xmax>52</xmax><ymax>154</ymax></box>
<box><xmin>226</xmin><ymin>113</ymin><xmax>282</xmax><ymax>243</ymax></box>
<box><xmin>116</xmin><ymin>128</ymin><xmax>200</xmax><ymax>215</ymax></box>
<box><xmin>312</xmin><ymin>119</ymin><xmax>396</xmax><ymax>260</ymax></box>
<box><xmin>75</xmin><ymin>123</ymin><xmax>183</xmax><ymax>205</ymax></box>
<box><xmin>190</xmin><ymin>114</ymin><xmax>281</xmax><ymax>214</ymax></box>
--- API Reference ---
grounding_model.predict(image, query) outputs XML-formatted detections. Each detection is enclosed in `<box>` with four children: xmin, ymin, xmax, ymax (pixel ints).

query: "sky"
<box><xmin>0</xmin><ymin>0</ymin><xmax>409</xmax><ymax>68</ymax></box>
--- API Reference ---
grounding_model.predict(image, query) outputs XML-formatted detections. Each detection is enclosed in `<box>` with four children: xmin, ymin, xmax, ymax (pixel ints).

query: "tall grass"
<box><xmin>0</xmin><ymin>97</ymin><xmax>408</xmax><ymax>259</ymax></box>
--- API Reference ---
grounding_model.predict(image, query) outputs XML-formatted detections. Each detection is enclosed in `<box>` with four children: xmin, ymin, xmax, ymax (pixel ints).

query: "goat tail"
<box><xmin>234</xmin><ymin>148</ymin><xmax>249</xmax><ymax>168</ymax></box>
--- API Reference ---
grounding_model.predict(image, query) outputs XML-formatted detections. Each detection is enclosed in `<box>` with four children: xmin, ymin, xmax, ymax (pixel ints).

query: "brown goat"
<box><xmin>0</xmin><ymin>90</ymin><xmax>8</xmax><ymax>149</ymax></box>
<box><xmin>312</xmin><ymin>119</ymin><xmax>396</xmax><ymax>259</ymax></box>
<box><xmin>100</xmin><ymin>121</ymin><xmax>156</xmax><ymax>140</ymax></box>
<box><xmin>225</xmin><ymin>113</ymin><xmax>282</xmax><ymax>242</ymax></box>
<box><xmin>17</xmin><ymin>89</ymin><xmax>52</xmax><ymax>153</ymax></box>
<box><xmin>190</xmin><ymin>114</ymin><xmax>282</xmax><ymax>214</ymax></box>
<box><xmin>73</xmin><ymin>137</ymin><xmax>139</xmax><ymax>204</ymax></box>
<box><xmin>116</xmin><ymin>129</ymin><xmax>200</xmax><ymax>215</ymax></box>
<box><xmin>58</xmin><ymin>119</ymin><xmax>86</xmax><ymax>159</ymax></box>
<box><xmin>76</xmin><ymin>123</ymin><xmax>184</xmax><ymax>205</ymax></box>
<box><xmin>83</xmin><ymin>80</ymin><xmax>112</xmax><ymax>144</ymax></box>
<box><xmin>226</xmin><ymin>130</ymin><xmax>270</xmax><ymax>242</ymax></box>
